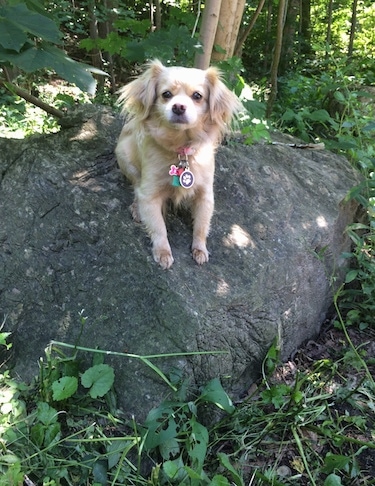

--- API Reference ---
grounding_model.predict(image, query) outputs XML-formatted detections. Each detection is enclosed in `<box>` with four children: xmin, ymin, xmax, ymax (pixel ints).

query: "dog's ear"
<box><xmin>206</xmin><ymin>67</ymin><xmax>242</xmax><ymax>133</ymax></box>
<box><xmin>118</xmin><ymin>60</ymin><xmax>164</xmax><ymax>119</ymax></box>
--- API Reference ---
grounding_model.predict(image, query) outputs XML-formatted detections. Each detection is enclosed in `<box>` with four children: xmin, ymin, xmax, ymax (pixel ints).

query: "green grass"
<box><xmin>1</xmin><ymin>309</ymin><xmax>375</xmax><ymax>485</ymax></box>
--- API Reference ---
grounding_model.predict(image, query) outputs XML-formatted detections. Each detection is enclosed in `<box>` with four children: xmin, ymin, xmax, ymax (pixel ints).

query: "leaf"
<box><xmin>217</xmin><ymin>452</ymin><xmax>243</xmax><ymax>486</ymax></box>
<box><xmin>188</xmin><ymin>420</ymin><xmax>208</xmax><ymax>469</ymax></box>
<box><xmin>0</xmin><ymin>43</ymin><xmax>106</xmax><ymax>94</ymax></box>
<box><xmin>44</xmin><ymin>422</ymin><xmax>61</xmax><ymax>447</ymax></box>
<box><xmin>92</xmin><ymin>460</ymin><xmax>108</xmax><ymax>486</ymax></box>
<box><xmin>81</xmin><ymin>364</ymin><xmax>115</xmax><ymax>398</ymax></box>
<box><xmin>345</xmin><ymin>269</ymin><xmax>358</xmax><ymax>284</ymax></box>
<box><xmin>323</xmin><ymin>473</ymin><xmax>342</xmax><ymax>486</ymax></box>
<box><xmin>30</xmin><ymin>423</ymin><xmax>44</xmax><ymax>448</ymax></box>
<box><xmin>199</xmin><ymin>378</ymin><xmax>235</xmax><ymax>414</ymax></box>
<box><xmin>209</xmin><ymin>475</ymin><xmax>231</xmax><ymax>486</ymax></box>
<box><xmin>0</xmin><ymin>18</ymin><xmax>28</xmax><ymax>51</ymax></box>
<box><xmin>323</xmin><ymin>454</ymin><xmax>351</xmax><ymax>474</ymax></box>
<box><xmin>163</xmin><ymin>456</ymin><xmax>186</xmax><ymax>481</ymax></box>
<box><xmin>52</xmin><ymin>376</ymin><xmax>78</xmax><ymax>401</ymax></box>
<box><xmin>308</xmin><ymin>109</ymin><xmax>332</xmax><ymax>122</ymax></box>
<box><xmin>0</xmin><ymin>4</ymin><xmax>61</xmax><ymax>44</ymax></box>
<box><xmin>36</xmin><ymin>402</ymin><xmax>58</xmax><ymax>425</ymax></box>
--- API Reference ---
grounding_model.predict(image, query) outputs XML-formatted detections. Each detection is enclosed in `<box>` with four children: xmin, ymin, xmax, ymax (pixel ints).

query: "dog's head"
<box><xmin>118</xmin><ymin>60</ymin><xmax>241</xmax><ymax>137</ymax></box>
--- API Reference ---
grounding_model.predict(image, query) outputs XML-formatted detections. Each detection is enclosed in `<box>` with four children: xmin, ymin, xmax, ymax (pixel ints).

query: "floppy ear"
<box><xmin>117</xmin><ymin>60</ymin><xmax>164</xmax><ymax>119</ymax></box>
<box><xmin>205</xmin><ymin>67</ymin><xmax>242</xmax><ymax>134</ymax></box>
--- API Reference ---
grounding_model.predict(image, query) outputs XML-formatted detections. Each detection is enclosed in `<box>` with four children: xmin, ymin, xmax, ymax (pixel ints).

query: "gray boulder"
<box><xmin>0</xmin><ymin>106</ymin><xmax>360</xmax><ymax>418</ymax></box>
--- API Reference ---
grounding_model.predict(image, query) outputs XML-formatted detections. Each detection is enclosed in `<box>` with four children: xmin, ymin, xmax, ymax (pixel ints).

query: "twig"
<box><xmin>271</xmin><ymin>141</ymin><xmax>325</xmax><ymax>150</ymax></box>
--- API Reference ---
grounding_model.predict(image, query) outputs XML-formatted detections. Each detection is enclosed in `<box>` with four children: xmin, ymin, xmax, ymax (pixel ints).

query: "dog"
<box><xmin>115</xmin><ymin>60</ymin><xmax>241</xmax><ymax>269</ymax></box>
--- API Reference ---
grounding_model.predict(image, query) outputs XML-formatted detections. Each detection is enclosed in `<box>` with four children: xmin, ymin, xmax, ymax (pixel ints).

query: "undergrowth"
<box><xmin>1</xmin><ymin>312</ymin><xmax>374</xmax><ymax>485</ymax></box>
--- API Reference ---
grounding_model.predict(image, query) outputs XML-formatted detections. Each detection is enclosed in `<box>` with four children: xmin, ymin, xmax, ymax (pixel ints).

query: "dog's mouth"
<box><xmin>169</xmin><ymin>113</ymin><xmax>191</xmax><ymax>125</ymax></box>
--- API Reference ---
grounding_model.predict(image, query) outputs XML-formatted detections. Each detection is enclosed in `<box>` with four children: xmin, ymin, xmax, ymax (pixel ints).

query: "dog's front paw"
<box><xmin>153</xmin><ymin>248</ymin><xmax>174</xmax><ymax>269</ymax></box>
<box><xmin>130</xmin><ymin>202</ymin><xmax>141</xmax><ymax>223</ymax></box>
<box><xmin>192</xmin><ymin>247</ymin><xmax>209</xmax><ymax>265</ymax></box>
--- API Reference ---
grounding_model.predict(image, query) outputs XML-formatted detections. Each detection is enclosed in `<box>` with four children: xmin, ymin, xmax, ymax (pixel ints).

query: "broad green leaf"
<box><xmin>107</xmin><ymin>440</ymin><xmax>134</xmax><ymax>470</ymax></box>
<box><xmin>44</xmin><ymin>422</ymin><xmax>61</xmax><ymax>447</ymax></box>
<box><xmin>308</xmin><ymin>109</ymin><xmax>331</xmax><ymax>122</ymax></box>
<box><xmin>30</xmin><ymin>423</ymin><xmax>44</xmax><ymax>448</ymax></box>
<box><xmin>92</xmin><ymin>460</ymin><xmax>108</xmax><ymax>485</ymax></box>
<box><xmin>0</xmin><ymin>43</ymin><xmax>105</xmax><ymax>94</ymax></box>
<box><xmin>210</xmin><ymin>475</ymin><xmax>231</xmax><ymax>486</ymax></box>
<box><xmin>144</xmin><ymin>416</ymin><xmax>178</xmax><ymax>451</ymax></box>
<box><xmin>36</xmin><ymin>402</ymin><xmax>58</xmax><ymax>425</ymax></box>
<box><xmin>163</xmin><ymin>456</ymin><xmax>186</xmax><ymax>481</ymax></box>
<box><xmin>52</xmin><ymin>376</ymin><xmax>78</xmax><ymax>401</ymax></box>
<box><xmin>188</xmin><ymin>420</ymin><xmax>208</xmax><ymax>469</ymax></box>
<box><xmin>81</xmin><ymin>364</ymin><xmax>115</xmax><ymax>398</ymax></box>
<box><xmin>333</xmin><ymin>91</ymin><xmax>346</xmax><ymax>103</ymax></box>
<box><xmin>0</xmin><ymin>18</ymin><xmax>28</xmax><ymax>51</ymax></box>
<box><xmin>199</xmin><ymin>378</ymin><xmax>235</xmax><ymax>414</ymax></box>
<box><xmin>159</xmin><ymin>436</ymin><xmax>180</xmax><ymax>460</ymax></box>
<box><xmin>323</xmin><ymin>454</ymin><xmax>350</xmax><ymax>474</ymax></box>
<box><xmin>324</xmin><ymin>473</ymin><xmax>342</xmax><ymax>486</ymax></box>
<box><xmin>0</xmin><ymin>4</ymin><xmax>61</xmax><ymax>44</ymax></box>
<box><xmin>345</xmin><ymin>269</ymin><xmax>358</xmax><ymax>284</ymax></box>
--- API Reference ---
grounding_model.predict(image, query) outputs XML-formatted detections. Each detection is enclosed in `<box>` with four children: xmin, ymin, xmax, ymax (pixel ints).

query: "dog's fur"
<box><xmin>115</xmin><ymin>60</ymin><xmax>241</xmax><ymax>269</ymax></box>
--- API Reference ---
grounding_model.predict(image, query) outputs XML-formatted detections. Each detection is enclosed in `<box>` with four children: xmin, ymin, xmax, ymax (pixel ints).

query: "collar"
<box><xmin>176</xmin><ymin>146</ymin><xmax>195</xmax><ymax>156</ymax></box>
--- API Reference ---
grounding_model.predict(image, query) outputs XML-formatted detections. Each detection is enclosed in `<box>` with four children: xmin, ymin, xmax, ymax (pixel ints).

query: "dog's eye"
<box><xmin>192</xmin><ymin>92</ymin><xmax>203</xmax><ymax>101</ymax></box>
<box><xmin>162</xmin><ymin>91</ymin><xmax>173</xmax><ymax>99</ymax></box>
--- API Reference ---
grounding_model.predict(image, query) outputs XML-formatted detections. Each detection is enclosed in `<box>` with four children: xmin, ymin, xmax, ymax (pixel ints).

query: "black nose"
<box><xmin>172</xmin><ymin>104</ymin><xmax>186</xmax><ymax>115</ymax></box>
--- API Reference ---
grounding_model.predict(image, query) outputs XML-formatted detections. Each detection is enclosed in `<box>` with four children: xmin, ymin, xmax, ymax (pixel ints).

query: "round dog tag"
<box><xmin>180</xmin><ymin>170</ymin><xmax>194</xmax><ymax>189</ymax></box>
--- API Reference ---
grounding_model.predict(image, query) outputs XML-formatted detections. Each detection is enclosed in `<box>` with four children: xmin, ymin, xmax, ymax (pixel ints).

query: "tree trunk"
<box><xmin>300</xmin><ymin>0</ymin><xmax>312</xmax><ymax>57</ymax></box>
<box><xmin>150</xmin><ymin>0</ymin><xmax>162</xmax><ymax>31</ymax></box>
<box><xmin>234</xmin><ymin>0</ymin><xmax>266</xmax><ymax>58</ymax></box>
<box><xmin>266</xmin><ymin>0</ymin><xmax>287</xmax><ymax>117</ymax></box>
<box><xmin>347</xmin><ymin>0</ymin><xmax>358</xmax><ymax>57</ymax></box>
<box><xmin>194</xmin><ymin>0</ymin><xmax>222</xmax><ymax>69</ymax></box>
<box><xmin>263</xmin><ymin>0</ymin><xmax>274</xmax><ymax>71</ymax></box>
<box><xmin>211</xmin><ymin>0</ymin><xmax>246</xmax><ymax>62</ymax></box>
<box><xmin>87</xmin><ymin>0</ymin><xmax>103</xmax><ymax>72</ymax></box>
<box><xmin>280</xmin><ymin>0</ymin><xmax>300</xmax><ymax>73</ymax></box>
<box><xmin>326</xmin><ymin>0</ymin><xmax>333</xmax><ymax>55</ymax></box>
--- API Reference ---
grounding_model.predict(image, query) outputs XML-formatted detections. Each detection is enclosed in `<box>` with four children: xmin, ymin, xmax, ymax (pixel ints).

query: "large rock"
<box><xmin>0</xmin><ymin>106</ymin><xmax>360</xmax><ymax>417</ymax></box>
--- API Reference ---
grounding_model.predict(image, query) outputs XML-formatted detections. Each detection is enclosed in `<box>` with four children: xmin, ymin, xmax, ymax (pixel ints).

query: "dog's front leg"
<box><xmin>191</xmin><ymin>189</ymin><xmax>214</xmax><ymax>265</ymax></box>
<box><xmin>137</xmin><ymin>192</ymin><xmax>174</xmax><ymax>269</ymax></box>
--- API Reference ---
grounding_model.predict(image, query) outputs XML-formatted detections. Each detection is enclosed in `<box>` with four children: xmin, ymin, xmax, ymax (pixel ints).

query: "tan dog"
<box><xmin>115</xmin><ymin>60</ymin><xmax>241</xmax><ymax>269</ymax></box>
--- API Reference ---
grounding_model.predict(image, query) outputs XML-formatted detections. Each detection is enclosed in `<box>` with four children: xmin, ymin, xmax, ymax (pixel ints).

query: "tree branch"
<box><xmin>1</xmin><ymin>78</ymin><xmax>65</xmax><ymax>120</ymax></box>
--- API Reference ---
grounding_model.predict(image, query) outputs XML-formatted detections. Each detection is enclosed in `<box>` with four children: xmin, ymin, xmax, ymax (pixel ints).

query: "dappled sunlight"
<box><xmin>316</xmin><ymin>215</ymin><xmax>328</xmax><ymax>228</ymax></box>
<box><xmin>222</xmin><ymin>224</ymin><xmax>256</xmax><ymax>250</ymax></box>
<box><xmin>216</xmin><ymin>278</ymin><xmax>230</xmax><ymax>296</ymax></box>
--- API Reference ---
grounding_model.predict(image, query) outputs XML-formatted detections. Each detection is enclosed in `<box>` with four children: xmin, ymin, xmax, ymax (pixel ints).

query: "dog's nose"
<box><xmin>172</xmin><ymin>103</ymin><xmax>186</xmax><ymax>115</ymax></box>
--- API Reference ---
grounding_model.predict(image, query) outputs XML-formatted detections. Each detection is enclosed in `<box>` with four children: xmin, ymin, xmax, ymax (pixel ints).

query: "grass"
<box><xmin>1</xmin><ymin>308</ymin><xmax>375</xmax><ymax>485</ymax></box>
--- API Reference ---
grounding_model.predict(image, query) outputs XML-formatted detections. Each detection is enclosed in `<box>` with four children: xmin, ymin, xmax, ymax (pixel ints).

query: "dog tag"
<box><xmin>172</xmin><ymin>175</ymin><xmax>181</xmax><ymax>186</ymax></box>
<box><xmin>180</xmin><ymin>170</ymin><xmax>194</xmax><ymax>189</ymax></box>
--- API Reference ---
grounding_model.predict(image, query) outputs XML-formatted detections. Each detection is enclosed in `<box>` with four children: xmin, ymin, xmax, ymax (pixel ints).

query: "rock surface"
<box><xmin>0</xmin><ymin>106</ymin><xmax>361</xmax><ymax>418</ymax></box>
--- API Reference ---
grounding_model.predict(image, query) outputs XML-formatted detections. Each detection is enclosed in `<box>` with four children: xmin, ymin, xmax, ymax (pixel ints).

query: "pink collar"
<box><xmin>177</xmin><ymin>146</ymin><xmax>195</xmax><ymax>156</ymax></box>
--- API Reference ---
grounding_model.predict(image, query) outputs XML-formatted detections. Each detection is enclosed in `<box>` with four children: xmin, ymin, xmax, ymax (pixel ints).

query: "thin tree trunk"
<box><xmin>280</xmin><ymin>0</ymin><xmax>299</xmax><ymax>73</ymax></box>
<box><xmin>266</xmin><ymin>0</ymin><xmax>287</xmax><ymax>117</ymax></box>
<box><xmin>194</xmin><ymin>0</ymin><xmax>222</xmax><ymax>69</ymax></box>
<box><xmin>326</xmin><ymin>0</ymin><xmax>333</xmax><ymax>56</ymax></box>
<box><xmin>211</xmin><ymin>0</ymin><xmax>246</xmax><ymax>62</ymax></box>
<box><xmin>234</xmin><ymin>0</ymin><xmax>266</xmax><ymax>58</ymax></box>
<box><xmin>347</xmin><ymin>0</ymin><xmax>358</xmax><ymax>57</ymax></box>
<box><xmin>300</xmin><ymin>0</ymin><xmax>312</xmax><ymax>57</ymax></box>
<box><xmin>88</xmin><ymin>0</ymin><xmax>103</xmax><ymax>72</ymax></box>
<box><xmin>263</xmin><ymin>0</ymin><xmax>273</xmax><ymax>71</ymax></box>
